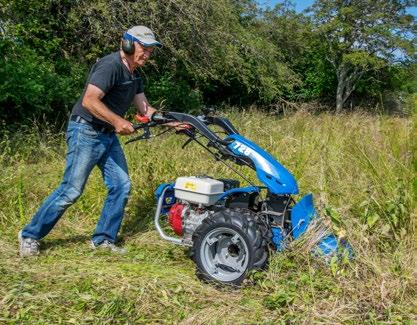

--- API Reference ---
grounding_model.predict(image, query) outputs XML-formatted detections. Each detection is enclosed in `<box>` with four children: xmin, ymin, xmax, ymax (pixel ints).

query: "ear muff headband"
<box><xmin>121</xmin><ymin>32</ymin><xmax>137</xmax><ymax>55</ymax></box>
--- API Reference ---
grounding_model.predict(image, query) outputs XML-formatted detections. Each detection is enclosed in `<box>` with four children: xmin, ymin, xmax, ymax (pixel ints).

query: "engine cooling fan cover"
<box><xmin>168</xmin><ymin>203</ymin><xmax>185</xmax><ymax>236</ymax></box>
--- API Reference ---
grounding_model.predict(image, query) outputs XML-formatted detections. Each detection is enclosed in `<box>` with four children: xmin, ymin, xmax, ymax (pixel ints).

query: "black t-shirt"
<box><xmin>71</xmin><ymin>51</ymin><xmax>144</xmax><ymax>126</ymax></box>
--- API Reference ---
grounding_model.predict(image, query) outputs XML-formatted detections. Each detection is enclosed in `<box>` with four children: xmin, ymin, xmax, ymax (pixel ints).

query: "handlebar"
<box><xmin>164</xmin><ymin>112</ymin><xmax>233</xmax><ymax>146</ymax></box>
<box><xmin>132</xmin><ymin>122</ymin><xmax>154</xmax><ymax>130</ymax></box>
<box><xmin>129</xmin><ymin>111</ymin><xmax>237</xmax><ymax>148</ymax></box>
<box><xmin>127</xmin><ymin>110</ymin><xmax>253</xmax><ymax>169</ymax></box>
<box><xmin>132</xmin><ymin>112</ymin><xmax>177</xmax><ymax>130</ymax></box>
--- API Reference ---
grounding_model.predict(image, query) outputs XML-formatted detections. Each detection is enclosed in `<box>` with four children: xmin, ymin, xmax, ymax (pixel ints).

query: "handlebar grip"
<box><xmin>151</xmin><ymin>112</ymin><xmax>169</xmax><ymax>123</ymax></box>
<box><xmin>132</xmin><ymin>123</ymin><xmax>147</xmax><ymax>130</ymax></box>
<box><xmin>133</xmin><ymin>121</ymin><xmax>158</xmax><ymax>130</ymax></box>
<box><xmin>135</xmin><ymin>114</ymin><xmax>150</xmax><ymax>123</ymax></box>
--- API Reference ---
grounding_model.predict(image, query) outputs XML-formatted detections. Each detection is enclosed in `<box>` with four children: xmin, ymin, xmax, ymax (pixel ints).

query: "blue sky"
<box><xmin>260</xmin><ymin>0</ymin><xmax>417</xmax><ymax>16</ymax></box>
<box><xmin>260</xmin><ymin>0</ymin><xmax>314</xmax><ymax>12</ymax></box>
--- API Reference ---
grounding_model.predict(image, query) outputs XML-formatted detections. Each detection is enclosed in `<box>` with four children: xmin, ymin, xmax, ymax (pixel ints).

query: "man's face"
<box><xmin>133</xmin><ymin>42</ymin><xmax>154</xmax><ymax>66</ymax></box>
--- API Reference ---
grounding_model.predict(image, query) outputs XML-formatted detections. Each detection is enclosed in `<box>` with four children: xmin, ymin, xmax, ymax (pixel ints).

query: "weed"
<box><xmin>0</xmin><ymin>110</ymin><xmax>415</xmax><ymax>323</ymax></box>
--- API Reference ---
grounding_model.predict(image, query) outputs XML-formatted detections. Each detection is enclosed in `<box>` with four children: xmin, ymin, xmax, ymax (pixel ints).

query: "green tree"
<box><xmin>0</xmin><ymin>0</ymin><xmax>299</xmax><ymax>122</ymax></box>
<box><xmin>311</xmin><ymin>0</ymin><xmax>416</xmax><ymax>111</ymax></box>
<box><xmin>65</xmin><ymin>0</ymin><xmax>298</xmax><ymax>105</ymax></box>
<box><xmin>0</xmin><ymin>0</ymin><xmax>86</xmax><ymax>122</ymax></box>
<box><xmin>260</xmin><ymin>2</ymin><xmax>336</xmax><ymax>102</ymax></box>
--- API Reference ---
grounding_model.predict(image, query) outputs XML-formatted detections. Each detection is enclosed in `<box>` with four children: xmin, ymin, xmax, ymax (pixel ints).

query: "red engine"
<box><xmin>168</xmin><ymin>203</ymin><xmax>185</xmax><ymax>235</ymax></box>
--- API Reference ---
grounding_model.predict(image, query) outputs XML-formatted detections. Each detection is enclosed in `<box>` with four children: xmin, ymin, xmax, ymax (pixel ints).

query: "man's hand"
<box><xmin>165</xmin><ymin>121</ymin><xmax>191</xmax><ymax>131</ymax></box>
<box><xmin>113</xmin><ymin>118</ymin><xmax>135</xmax><ymax>135</ymax></box>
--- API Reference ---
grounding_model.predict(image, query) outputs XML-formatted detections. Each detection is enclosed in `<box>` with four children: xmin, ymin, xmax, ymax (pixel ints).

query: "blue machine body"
<box><xmin>155</xmin><ymin>133</ymin><xmax>351</xmax><ymax>259</ymax></box>
<box><xmin>218</xmin><ymin>186</ymin><xmax>261</xmax><ymax>200</ymax></box>
<box><xmin>315</xmin><ymin>235</ymin><xmax>339</xmax><ymax>256</ymax></box>
<box><xmin>225</xmin><ymin>134</ymin><xmax>299</xmax><ymax>195</ymax></box>
<box><xmin>155</xmin><ymin>183</ymin><xmax>175</xmax><ymax>214</ymax></box>
<box><xmin>271</xmin><ymin>227</ymin><xmax>286</xmax><ymax>251</ymax></box>
<box><xmin>290</xmin><ymin>193</ymin><xmax>316</xmax><ymax>240</ymax></box>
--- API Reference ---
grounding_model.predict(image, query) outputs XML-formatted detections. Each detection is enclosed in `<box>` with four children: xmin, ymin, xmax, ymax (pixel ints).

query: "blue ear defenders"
<box><xmin>121</xmin><ymin>32</ymin><xmax>140</xmax><ymax>55</ymax></box>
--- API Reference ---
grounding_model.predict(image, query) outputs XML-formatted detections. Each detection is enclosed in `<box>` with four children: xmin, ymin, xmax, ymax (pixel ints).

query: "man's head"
<box><xmin>121</xmin><ymin>26</ymin><xmax>162</xmax><ymax>67</ymax></box>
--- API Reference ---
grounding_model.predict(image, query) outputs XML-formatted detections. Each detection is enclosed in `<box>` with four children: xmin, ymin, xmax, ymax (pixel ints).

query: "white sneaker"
<box><xmin>18</xmin><ymin>230</ymin><xmax>40</xmax><ymax>257</ymax></box>
<box><xmin>91</xmin><ymin>240</ymin><xmax>127</xmax><ymax>254</ymax></box>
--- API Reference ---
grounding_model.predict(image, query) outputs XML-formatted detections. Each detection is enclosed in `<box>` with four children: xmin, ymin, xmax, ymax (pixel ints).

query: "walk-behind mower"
<box><xmin>127</xmin><ymin>109</ymin><xmax>352</xmax><ymax>286</ymax></box>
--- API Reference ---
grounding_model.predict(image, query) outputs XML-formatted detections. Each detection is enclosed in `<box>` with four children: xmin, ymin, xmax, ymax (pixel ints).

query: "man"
<box><xmin>18</xmin><ymin>26</ymin><xmax>165</xmax><ymax>256</ymax></box>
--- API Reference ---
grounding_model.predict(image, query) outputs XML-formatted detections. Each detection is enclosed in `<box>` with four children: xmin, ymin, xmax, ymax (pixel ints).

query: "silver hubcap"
<box><xmin>200</xmin><ymin>227</ymin><xmax>249</xmax><ymax>282</ymax></box>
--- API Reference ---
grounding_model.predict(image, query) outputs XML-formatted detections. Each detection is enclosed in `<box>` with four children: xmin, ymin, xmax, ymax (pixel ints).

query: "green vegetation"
<box><xmin>1</xmin><ymin>111</ymin><xmax>415</xmax><ymax>323</ymax></box>
<box><xmin>310</xmin><ymin>0</ymin><xmax>416</xmax><ymax>111</ymax></box>
<box><xmin>0</xmin><ymin>0</ymin><xmax>416</xmax><ymax>123</ymax></box>
<box><xmin>0</xmin><ymin>0</ymin><xmax>416</xmax><ymax>322</ymax></box>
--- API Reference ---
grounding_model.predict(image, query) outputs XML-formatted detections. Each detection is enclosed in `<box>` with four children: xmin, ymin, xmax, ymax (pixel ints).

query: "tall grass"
<box><xmin>0</xmin><ymin>110</ymin><xmax>415</xmax><ymax>323</ymax></box>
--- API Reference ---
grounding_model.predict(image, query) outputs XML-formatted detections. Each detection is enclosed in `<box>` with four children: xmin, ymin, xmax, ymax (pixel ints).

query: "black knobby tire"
<box><xmin>191</xmin><ymin>208</ymin><xmax>269</xmax><ymax>286</ymax></box>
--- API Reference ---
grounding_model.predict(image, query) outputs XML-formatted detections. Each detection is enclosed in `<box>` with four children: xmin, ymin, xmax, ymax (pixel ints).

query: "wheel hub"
<box><xmin>200</xmin><ymin>227</ymin><xmax>250</xmax><ymax>282</ymax></box>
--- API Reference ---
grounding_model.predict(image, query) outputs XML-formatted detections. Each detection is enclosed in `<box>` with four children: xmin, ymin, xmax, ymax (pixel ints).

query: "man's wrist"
<box><xmin>150</xmin><ymin>110</ymin><xmax>159</xmax><ymax>121</ymax></box>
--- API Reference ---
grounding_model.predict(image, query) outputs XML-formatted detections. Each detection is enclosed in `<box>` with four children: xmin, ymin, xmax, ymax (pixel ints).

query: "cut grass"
<box><xmin>0</xmin><ymin>110</ymin><xmax>416</xmax><ymax>324</ymax></box>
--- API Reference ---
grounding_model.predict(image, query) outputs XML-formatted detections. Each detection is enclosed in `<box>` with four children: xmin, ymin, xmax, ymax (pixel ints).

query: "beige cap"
<box><xmin>123</xmin><ymin>26</ymin><xmax>162</xmax><ymax>48</ymax></box>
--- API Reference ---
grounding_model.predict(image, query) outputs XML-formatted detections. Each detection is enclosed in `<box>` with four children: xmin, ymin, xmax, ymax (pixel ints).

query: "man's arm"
<box><xmin>82</xmin><ymin>84</ymin><xmax>135</xmax><ymax>135</ymax></box>
<box><xmin>133</xmin><ymin>92</ymin><xmax>189</xmax><ymax>130</ymax></box>
<box><xmin>132</xmin><ymin>92</ymin><xmax>157</xmax><ymax>117</ymax></box>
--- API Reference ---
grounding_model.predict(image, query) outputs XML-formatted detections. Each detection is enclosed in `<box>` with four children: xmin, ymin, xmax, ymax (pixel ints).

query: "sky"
<box><xmin>261</xmin><ymin>0</ymin><xmax>314</xmax><ymax>12</ymax></box>
<box><xmin>260</xmin><ymin>0</ymin><xmax>417</xmax><ymax>16</ymax></box>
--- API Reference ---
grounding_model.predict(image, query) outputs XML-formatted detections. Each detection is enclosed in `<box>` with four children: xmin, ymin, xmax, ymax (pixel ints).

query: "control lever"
<box><xmin>125</xmin><ymin>123</ymin><xmax>153</xmax><ymax>144</ymax></box>
<box><xmin>180</xmin><ymin>129</ymin><xmax>196</xmax><ymax>149</ymax></box>
<box><xmin>181</xmin><ymin>137</ymin><xmax>193</xmax><ymax>149</ymax></box>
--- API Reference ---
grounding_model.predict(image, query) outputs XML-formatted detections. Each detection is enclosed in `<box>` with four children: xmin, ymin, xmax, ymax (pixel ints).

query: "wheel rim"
<box><xmin>200</xmin><ymin>227</ymin><xmax>250</xmax><ymax>282</ymax></box>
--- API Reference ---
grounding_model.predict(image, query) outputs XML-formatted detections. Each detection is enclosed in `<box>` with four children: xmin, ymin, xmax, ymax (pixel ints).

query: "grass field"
<box><xmin>0</xmin><ymin>110</ymin><xmax>416</xmax><ymax>324</ymax></box>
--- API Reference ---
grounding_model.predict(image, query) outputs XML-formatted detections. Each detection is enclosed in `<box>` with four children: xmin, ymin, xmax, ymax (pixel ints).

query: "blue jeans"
<box><xmin>22</xmin><ymin>121</ymin><xmax>131</xmax><ymax>245</ymax></box>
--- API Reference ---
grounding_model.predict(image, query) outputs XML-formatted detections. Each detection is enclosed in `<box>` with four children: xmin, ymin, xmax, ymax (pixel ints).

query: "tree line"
<box><xmin>0</xmin><ymin>0</ymin><xmax>415</xmax><ymax>124</ymax></box>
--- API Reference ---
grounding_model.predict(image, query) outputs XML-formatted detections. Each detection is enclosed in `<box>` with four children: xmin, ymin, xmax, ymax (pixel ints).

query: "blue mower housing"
<box><xmin>144</xmin><ymin>111</ymin><xmax>352</xmax><ymax>273</ymax></box>
<box><xmin>226</xmin><ymin>134</ymin><xmax>299</xmax><ymax>195</ymax></box>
